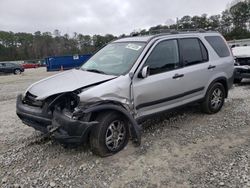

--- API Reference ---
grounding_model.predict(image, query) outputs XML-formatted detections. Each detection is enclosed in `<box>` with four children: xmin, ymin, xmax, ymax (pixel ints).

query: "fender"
<box><xmin>82</xmin><ymin>104</ymin><xmax>141</xmax><ymax>146</ymax></box>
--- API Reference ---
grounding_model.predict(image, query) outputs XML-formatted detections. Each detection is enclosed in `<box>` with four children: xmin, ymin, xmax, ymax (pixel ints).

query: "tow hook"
<box><xmin>47</xmin><ymin>125</ymin><xmax>61</xmax><ymax>136</ymax></box>
<box><xmin>27</xmin><ymin>126</ymin><xmax>61</xmax><ymax>145</ymax></box>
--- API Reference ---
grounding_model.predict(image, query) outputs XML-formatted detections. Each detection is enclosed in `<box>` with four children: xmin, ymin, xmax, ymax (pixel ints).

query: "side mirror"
<box><xmin>138</xmin><ymin>66</ymin><xmax>149</xmax><ymax>78</ymax></box>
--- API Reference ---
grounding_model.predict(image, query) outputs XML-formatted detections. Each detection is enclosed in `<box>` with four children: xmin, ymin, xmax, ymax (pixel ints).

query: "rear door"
<box><xmin>178</xmin><ymin>38</ymin><xmax>211</xmax><ymax>103</ymax></box>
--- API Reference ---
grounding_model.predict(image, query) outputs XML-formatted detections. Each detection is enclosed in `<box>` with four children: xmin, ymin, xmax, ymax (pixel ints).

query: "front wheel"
<box><xmin>90</xmin><ymin>111</ymin><xmax>129</xmax><ymax>157</ymax></box>
<box><xmin>201</xmin><ymin>83</ymin><xmax>225</xmax><ymax>114</ymax></box>
<box><xmin>14</xmin><ymin>69</ymin><xmax>21</xmax><ymax>75</ymax></box>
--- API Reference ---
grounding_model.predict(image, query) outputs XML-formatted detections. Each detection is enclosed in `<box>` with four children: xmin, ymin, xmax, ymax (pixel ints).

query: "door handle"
<box><xmin>208</xmin><ymin>65</ymin><xmax>216</xmax><ymax>70</ymax></box>
<box><xmin>172</xmin><ymin>74</ymin><xmax>184</xmax><ymax>79</ymax></box>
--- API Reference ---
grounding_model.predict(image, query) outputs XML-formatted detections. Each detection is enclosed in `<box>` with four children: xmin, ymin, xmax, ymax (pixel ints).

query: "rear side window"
<box><xmin>205</xmin><ymin>36</ymin><xmax>230</xmax><ymax>57</ymax></box>
<box><xmin>180</xmin><ymin>38</ymin><xmax>208</xmax><ymax>66</ymax></box>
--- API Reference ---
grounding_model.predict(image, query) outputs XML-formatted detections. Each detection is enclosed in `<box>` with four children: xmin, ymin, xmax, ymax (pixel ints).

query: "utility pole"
<box><xmin>176</xmin><ymin>17</ymin><xmax>179</xmax><ymax>30</ymax></box>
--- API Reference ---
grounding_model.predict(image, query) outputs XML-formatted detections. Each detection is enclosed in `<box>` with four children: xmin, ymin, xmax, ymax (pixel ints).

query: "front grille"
<box><xmin>236</xmin><ymin>57</ymin><xmax>250</xmax><ymax>66</ymax></box>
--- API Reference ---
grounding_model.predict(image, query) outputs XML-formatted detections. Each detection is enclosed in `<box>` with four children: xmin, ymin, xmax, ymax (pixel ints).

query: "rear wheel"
<box><xmin>14</xmin><ymin>69</ymin><xmax>21</xmax><ymax>75</ymax></box>
<box><xmin>90</xmin><ymin>111</ymin><xmax>129</xmax><ymax>157</ymax></box>
<box><xmin>201</xmin><ymin>82</ymin><xmax>225</xmax><ymax>114</ymax></box>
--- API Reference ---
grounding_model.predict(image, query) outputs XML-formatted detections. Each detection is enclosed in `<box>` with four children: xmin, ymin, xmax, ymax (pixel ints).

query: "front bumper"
<box><xmin>234</xmin><ymin>66</ymin><xmax>250</xmax><ymax>79</ymax></box>
<box><xmin>16</xmin><ymin>94</ymin><xmax>51</xmax><ymax>133</ymax></box>
<box><xmin>16</xmin><ymin>94</ymin><xmax>97</xmax><ymax>145</ymax></box>
<box><xmin>51</xmin><ymin>110</ymin><xmax>98</xmax><ymax>144</ymax></box>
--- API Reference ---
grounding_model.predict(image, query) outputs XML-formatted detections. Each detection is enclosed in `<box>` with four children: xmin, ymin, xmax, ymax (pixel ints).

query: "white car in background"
<box><xmin>232</xmin><ymin>46</ymin><xmax>250</xmax><ymax>83</ymax></box>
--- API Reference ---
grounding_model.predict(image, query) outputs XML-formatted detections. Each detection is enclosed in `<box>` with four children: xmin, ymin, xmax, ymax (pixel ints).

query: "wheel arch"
<box><xmin>206</xmin><ymin>76</ymin><xmax>229</xmax><ymax>98</ymax></box>
<box><xmin>82</xmin><ymin>102</ymin><xmax>141</xmax><ymax>146</ymax></box>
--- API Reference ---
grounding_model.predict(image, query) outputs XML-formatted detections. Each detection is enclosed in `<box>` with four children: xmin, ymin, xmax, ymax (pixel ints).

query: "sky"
<box><xmin>0</xmin><ymin>0</ymin><xmax>232</xmax><ymax>36</ymax></box>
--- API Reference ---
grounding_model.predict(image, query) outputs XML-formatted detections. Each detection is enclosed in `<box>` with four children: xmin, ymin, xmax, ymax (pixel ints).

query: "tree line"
<box><xmin>0</xmin><ymin>0</ymin><xmax>249</xmax><ymax>61</ymax></box>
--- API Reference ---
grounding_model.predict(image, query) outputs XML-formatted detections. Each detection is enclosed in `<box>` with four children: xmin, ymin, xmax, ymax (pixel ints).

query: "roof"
<box><xmin>232</xmin><ymin>46</ymin><xmax>250</xmax><ymax>58</ymax></box>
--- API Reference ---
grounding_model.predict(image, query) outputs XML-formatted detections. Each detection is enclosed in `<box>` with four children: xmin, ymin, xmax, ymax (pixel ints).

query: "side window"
<box><xmin>180</xmin><ymin>38</ymin><xmax>208</xmax><ymax>66</ymax></box>
<box><xmin>5</xmin><ymin>63</ymin><xmax>13</xmax><ymax>67</ymax></box>
<box><xmin>144</xmin><ymin>40</ymin><xmax>180</xmax><ymax>75</ymax></box>
<box><xmin>205</xmin><ymin>36</ymin><xmax>230</xmax><ymax>57</ymax></box>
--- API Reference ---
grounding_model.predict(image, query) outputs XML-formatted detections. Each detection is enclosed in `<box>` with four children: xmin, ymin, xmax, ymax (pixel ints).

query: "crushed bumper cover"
<box><xmin>234</xmin><ymin>66</ymin><xmax>250</xmax><ymax>79</ymax></box>
<box><xmin>16</xmin><ymin>94</ymin><xmax>51</xmax><ymax>133</ymax></box>
<box><xmin>50</xmin><ymin>110</ymin><xmax>98</xmax><ymax>144</ymax></box>
<box><xmin>16</xmin><ymin>94</ymin><xmax>97</xmax><ymax>145</ymax></box>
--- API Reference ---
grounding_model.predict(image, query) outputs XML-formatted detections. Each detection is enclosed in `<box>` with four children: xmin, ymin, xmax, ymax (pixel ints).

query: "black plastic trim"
<box><xmin>51</xmin><ymin>110</ymin><xmax>98</xmax><ymax>145</ymax></box>
<box><xmin>136</xmin><ymin>98</ymin><xmax>204</xmax><ymax>123</ymax></box>
<box><xmin>16</xmin><ymin>94</ymin><xmax>52</xmax><ymax>128</ymax></box>
<box><xmin>136</xmin><ymin>87</ymin><xmax>205</xmax><ymax>110</ymax></box>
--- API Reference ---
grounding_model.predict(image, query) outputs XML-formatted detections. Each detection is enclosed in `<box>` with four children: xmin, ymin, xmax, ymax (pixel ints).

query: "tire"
<box><xmin>201</xmin><ymin>82</ymin><xmax>225</xmax><ymax>114</ymax></box>
<box><xmin>90</xmin><ymin>111</ymin><xmax>129</xmax><ymax>157</ymax></box>
<box><xmin>14</xmin><ymin>69</ymin><xmax>21</xmax><ymax>75</ymax></box>
<box><xmin>234</xmin><ymin>78</ymin><xmax>242</xmax><ymax>83</ymax></box>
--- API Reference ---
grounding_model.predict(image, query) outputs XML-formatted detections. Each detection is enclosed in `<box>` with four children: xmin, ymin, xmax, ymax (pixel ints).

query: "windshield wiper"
<box><xmin>84</xmin><ymin>68</ymin><xmax>107</xmax><ymax>75</ymax></box>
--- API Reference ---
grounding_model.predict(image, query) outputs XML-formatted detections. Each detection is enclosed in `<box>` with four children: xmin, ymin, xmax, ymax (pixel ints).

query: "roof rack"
<box><xmin>130</xmin><ymin>28</ymin><xmax>215</xmax><ymax>37</ymax></box>
<box><xmin>149</xmin><ymin>28</ymin><xmax>209</xmax><ymax>35</ymax></box>
<box><xmin>128</xmin><ymin>29</ymin><xmax>218</xmax><ymax>43</ymax></box>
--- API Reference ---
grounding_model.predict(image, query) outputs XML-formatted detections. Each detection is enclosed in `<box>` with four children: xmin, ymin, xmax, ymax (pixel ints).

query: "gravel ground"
<box><xmin>0</xmin><ymin>68</ymin><xmax>250</xmax><ymax>188</ymax></box>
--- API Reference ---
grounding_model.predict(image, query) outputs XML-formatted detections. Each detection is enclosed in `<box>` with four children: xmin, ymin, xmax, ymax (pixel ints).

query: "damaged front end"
<box><xmin>16</xmin><ymin>92</ymin><xmax>98</xmax><ymax>145</ymax></box>
<box><xmin>234</xmin><ymin>57</ymin><xmax>250</xmax><ymax>80</ymax></box>
<box><xmin>16</xmin><ymin>90</ymin><xmax>141</xmax><ymax>146</ymax></box>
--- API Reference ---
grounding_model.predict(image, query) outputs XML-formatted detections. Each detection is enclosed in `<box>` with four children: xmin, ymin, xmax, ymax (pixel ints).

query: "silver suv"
<box><xmin>16</xmin><ymin>31</ymin><xmax>234</xmax><ymax>156</ymax></box>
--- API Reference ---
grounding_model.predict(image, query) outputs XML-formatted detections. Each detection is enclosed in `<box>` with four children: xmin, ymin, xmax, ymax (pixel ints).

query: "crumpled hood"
<box><xmin>26</xmin><ymin>69</ymin><xmax>116</xmax><ymax>100</ymax></box>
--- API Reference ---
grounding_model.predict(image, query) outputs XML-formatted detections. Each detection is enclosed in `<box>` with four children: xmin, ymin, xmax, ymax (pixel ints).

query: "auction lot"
<box><xmin>0</xmin><ymin>68</ymin><xmax>250</xmax><ymax>188</ymax></box>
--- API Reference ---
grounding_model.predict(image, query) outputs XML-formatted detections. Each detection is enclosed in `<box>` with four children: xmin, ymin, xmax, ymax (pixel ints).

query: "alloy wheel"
<box><xmin>210</xmin><ymin>88</ymin><xmax>223</xmax><ymax>110</ymax></box>
<box><xmin>105</xmin><ymin>120</ymin><xmax>126</xmax><ymax>151</ymax></box>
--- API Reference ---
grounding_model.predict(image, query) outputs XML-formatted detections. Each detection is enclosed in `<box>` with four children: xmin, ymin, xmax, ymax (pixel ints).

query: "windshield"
<box><xmin>81</xmin><ymin>42</ymin><xmax>146</xmax><ymax>75</ymax></box>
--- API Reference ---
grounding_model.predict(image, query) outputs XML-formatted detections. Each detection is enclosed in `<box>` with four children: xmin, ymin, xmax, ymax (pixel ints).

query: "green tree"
<box><xmin>230</xmin><ymin>0</ymin><xmax>250</xmax><ymax>29</ymax></box>
<box><xmin>191</xmin><ymin>14</ymin><xmax>209</xmax><ymax>29</ymax></box>
<box><xmin>208</xmin><ymin>15</ymin><xmax>221</xmax><ymax>30</ymax></box>
<box><xmin>221</xmin><ymin>10</ymin><xmax>233</xmax><ymax>34</ymax></box>
<box><xmin>179</xmin><ymin>16</ymin><xmax>193</xmax><ymax>29</ymax></box>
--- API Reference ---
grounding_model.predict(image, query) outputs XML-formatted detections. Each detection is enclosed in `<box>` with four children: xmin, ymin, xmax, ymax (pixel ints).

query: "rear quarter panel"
<box><xmin>200</xmin><ymin>34</ymin><xmax>234</xmax><ymax>94</ymax></box>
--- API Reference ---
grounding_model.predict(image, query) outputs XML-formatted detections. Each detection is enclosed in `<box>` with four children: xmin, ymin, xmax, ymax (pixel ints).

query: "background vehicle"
<box><xmin>16</xmin><ymin>31</ymin><xmax>234</xmax><ymax>156</ymax></box>
<box><xmin>22</xmin><ymin>61</ymin><xmax>39</xmax><ymax>69</ymax></box>
<box><xmin>0</xmin><ymin>62</ymin><xmax>24</xmax><ymax>74</ymax></box>
<box><xmin>232</xmin><ymin>46</ymin><xmax>250</xmax><ymax>83</ymax></box>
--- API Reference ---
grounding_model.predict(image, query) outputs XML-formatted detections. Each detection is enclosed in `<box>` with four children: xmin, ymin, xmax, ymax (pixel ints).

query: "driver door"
<box><xmin>133</xmin><ymin>39</ymin><xmax>185</xmax><ymax>118</ymax></box>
